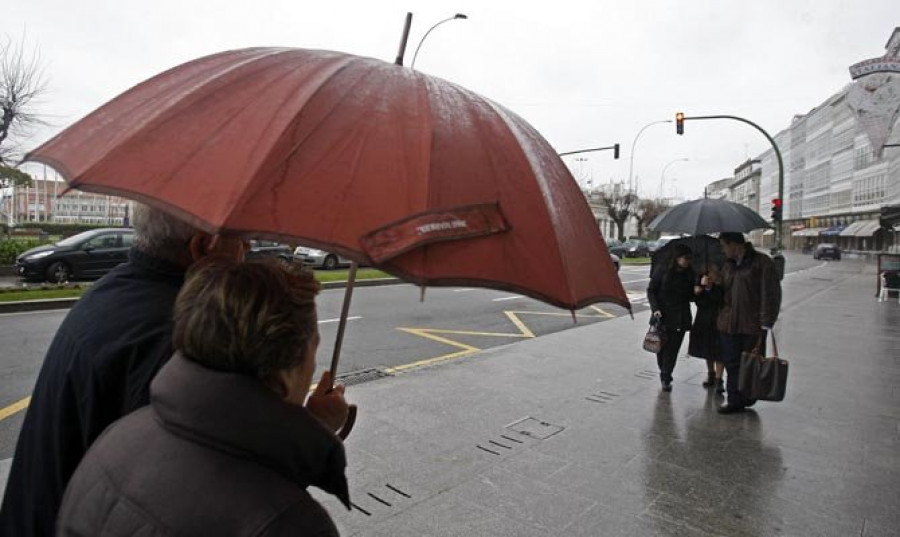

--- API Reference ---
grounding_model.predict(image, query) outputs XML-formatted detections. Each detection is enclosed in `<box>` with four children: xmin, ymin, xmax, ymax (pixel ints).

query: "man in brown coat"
<box><xmin>715</xmin><ymin>232</ymin><xmax>781</xmax><ymax>414</ymax></box>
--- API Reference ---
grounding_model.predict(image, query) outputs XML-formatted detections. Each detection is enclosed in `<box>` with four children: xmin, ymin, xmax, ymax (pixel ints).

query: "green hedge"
<box><xmin>0</xmin><ymin>238</ymin><xmax>50</xmax><ymax>264</ymax></box>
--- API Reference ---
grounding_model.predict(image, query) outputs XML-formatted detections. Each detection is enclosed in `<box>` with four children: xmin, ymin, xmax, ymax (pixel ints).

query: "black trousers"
<box><xmin>719</xmin><ymin>333</ymin><xmax>766</xmax><ymax>406</ymax></box>
<box><xmin>656</xmin><ymin>328</ymin><xmax>686</xmax><ymax>382</ymax></box>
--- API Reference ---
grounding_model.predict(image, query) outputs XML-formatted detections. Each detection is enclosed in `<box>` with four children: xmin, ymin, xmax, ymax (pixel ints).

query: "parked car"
<box><xmin>294</xmin><ymin>246</ymin><xmax>352</xmax><ymax>270</ymax></box>
<box><xmin>646</xmin><ymin>241</ymin><xmax>660</xmax><ymax>255</ymax></box>
<box><xmin>15</xmin><ymin>228</ymin><xmax>135</xmax><ymax>283</ymax></box>
<box><xmin>610</xmin><ymin>240</ymin><xmax>650</xmax><ymax>258</ymax></box>
<box><xmin>245</xmin><ymin>240</ymin><xmax>294</xmax><ymax>262</ymax></box>
<box><xmin>813</xmin><ymin>243</ymin><xmax>841</xmax><ymax>260</ymax></box>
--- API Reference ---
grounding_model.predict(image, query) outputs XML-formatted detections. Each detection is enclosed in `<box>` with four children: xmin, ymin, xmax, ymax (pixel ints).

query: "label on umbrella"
<box><xmin>360</xmin><ymin>203</ymin><xmax>509</xmax><ymax>263</ymax></box>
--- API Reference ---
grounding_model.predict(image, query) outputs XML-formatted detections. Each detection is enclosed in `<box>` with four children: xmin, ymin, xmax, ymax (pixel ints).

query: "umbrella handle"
<box><xmin>329</xmin><ymin>262</ymin><xmax>359</xmax><ymax>381</ymax></box>
<box><xmin>337</xmin><ymin>404</ymin><xmax>358</xmax><ymax>441</ymax></box>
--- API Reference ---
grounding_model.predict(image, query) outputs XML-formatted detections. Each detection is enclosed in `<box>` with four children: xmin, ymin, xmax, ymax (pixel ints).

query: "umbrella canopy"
<box><xmin>27</xmin><ymin>47</ymin><xmax>627</xmax><ymax>311</ymax></box>
<box><xmin>650</xmin><ymin>235</ymin><xmax>724</xmax><ymax>278</ymax></box>
<box><xmin>649</xmin><ymin>198</ymin><xmax>770</xmax><ymax>236</ymax></box>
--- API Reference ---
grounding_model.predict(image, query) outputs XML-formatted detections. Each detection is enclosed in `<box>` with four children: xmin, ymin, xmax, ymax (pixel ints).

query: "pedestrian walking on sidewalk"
<box><xmin>0</xmin><ymin>204</ymin><xmax>249</xmax><ymax>537</ymax></box>
<box><xmin>647</xmin><ymin>243</ymin><xmax>697</xmax><ymax>392</ymax></box>
<box><xmin>690</xmin><ymin>265</ymin><xmax>725</xmax><ymax>393</ymax></box>
<box><xmin>714</xmin><ymin>232</ymin><xmax>781</xmax><ymax>414</ymax></box>
<box><xmin>56</xmin><ymin>258</ymin><xmax>352</xmax><ymax>536</ymax></box>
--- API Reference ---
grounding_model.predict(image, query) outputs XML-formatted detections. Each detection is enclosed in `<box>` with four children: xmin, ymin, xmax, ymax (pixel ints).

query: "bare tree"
<box><xmin>596</xmin><ymin>184</ymin><xmax>638</xmax><ymax>242</ymax></box>
<box><xmin>0</xmin><ymin>35</ymin><xmax>47</xmax><ymax>188</ymax></box>
<box><xmin>634</xmin><ymin>198</ymin><xmax>669</xmax><ymax>238</ymax></box>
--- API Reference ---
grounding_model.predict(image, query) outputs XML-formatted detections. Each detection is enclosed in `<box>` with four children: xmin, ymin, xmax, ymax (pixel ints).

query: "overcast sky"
<box><xmin>7</xmin><ymin>0</ymin><xmax>898</xmax><ymax>199</ymax></box>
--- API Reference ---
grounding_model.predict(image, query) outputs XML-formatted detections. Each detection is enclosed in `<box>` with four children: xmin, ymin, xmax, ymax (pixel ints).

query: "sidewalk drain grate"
<box><xmin>505</xmin><ymin>416</ymin><xmax>565</xmax><ymax>440</ymax></box>
<box><xmin>351</xmin><ymin>484</ymin><xmax>413</xmax><ymax>516</ymax></box>
<box><xmin>635</xmin><ymin>370</ymin><xmax>658</xmax><ymax>380</ymax></box>
<box><xmin>586</xmin><ymin>391</ymin><xmax>620</xmax><ymax>404</ymax></box>
<box><xmin>336</xmin><ymin>368</ymin><xmax>392</xmax><ymax>386</ymax></box>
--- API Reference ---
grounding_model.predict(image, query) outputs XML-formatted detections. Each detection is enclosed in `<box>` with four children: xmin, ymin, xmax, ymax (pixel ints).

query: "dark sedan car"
<box><xmin>813</xmin><ymin>243</ymin><xmax>841</xmax><ymax>260</ymax></box>
<box><xmin>16</xmin><ymin>228</ymin><xmax>135</xmax><ymax>283</ymax></box>
<box><xmin>610</xmin><ymin>240</ymin><xmax>650</xmax><ymax>258</ymax></box>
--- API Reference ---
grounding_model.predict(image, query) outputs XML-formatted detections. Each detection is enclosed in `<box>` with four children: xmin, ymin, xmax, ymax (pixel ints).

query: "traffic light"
<box><xmin>676</xmin><ymin>112</ymin><xmax>685</xmax><ymax>135</ymax></box>
<box><xmin>613</xmin><ymin>143</ymin><xmax>620</xmax><ymax>159</ymax></box>
<box><xmin>771</xmin><ymin>198</ymin><xmax>782</xmax><ymax>221</ymax></box>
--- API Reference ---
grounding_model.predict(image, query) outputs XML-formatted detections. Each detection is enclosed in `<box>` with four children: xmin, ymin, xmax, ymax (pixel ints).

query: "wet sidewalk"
<box><xmin>319</xmin><ymin>260</ymin><xmax>900</xmax><ymax>536</ymax></box>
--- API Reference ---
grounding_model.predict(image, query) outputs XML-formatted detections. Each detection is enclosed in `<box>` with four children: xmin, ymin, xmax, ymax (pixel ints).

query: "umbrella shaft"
<box><xmin>329</xmin><ymin>262</ymin><xmax>359</xmax><ymax>383</ymax></box>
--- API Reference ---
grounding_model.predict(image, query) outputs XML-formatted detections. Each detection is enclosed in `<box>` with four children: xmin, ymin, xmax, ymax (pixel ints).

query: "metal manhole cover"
<box><xmin>336</xmin><ymin>368</ymin><xmax>392</xmax><ymax>386</ymax></box>
<box><xmin>505</xmin><ymin>417</ymin><xmax>565</xmax><ymax>440</ymax></box>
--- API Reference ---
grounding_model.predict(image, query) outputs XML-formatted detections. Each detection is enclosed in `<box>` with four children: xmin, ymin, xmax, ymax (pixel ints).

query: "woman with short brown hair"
<box><xmin>57</xmin><ymin>258</ymin><xmax>352</xmax><ymax>536</ymax></box>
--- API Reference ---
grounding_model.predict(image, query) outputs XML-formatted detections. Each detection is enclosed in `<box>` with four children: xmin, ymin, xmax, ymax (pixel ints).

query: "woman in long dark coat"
<box><xmin>689</xmin><ymin>264</ymin><xmax>725</xmax><ymax>392</ymax></box>
<box><xmin>647</xmin><ymin>243</ymin><xmax>697</xmax><ymax>392</ymax></box>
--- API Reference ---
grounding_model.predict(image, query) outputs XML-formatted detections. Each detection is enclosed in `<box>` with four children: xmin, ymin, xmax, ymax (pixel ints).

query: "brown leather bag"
<box><xmin>738</xmin><ymin>330</ymin><xmax>788</xmax><ymax>402</ymax></box>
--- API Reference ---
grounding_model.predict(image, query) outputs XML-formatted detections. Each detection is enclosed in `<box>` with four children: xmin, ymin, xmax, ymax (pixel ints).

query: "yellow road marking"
<box><xmin>0</xmin><ymin>396</ymin><xmax>31</xmax><ymax>422</ymax></box>
<box><xmin>390</xmin><ymin>308</ymin><xmax>617</xmax><ymax>372</ymax></box>
<box><xmin>590</xmin><ymin>305</ymin><xmax>616</xmax><ymax>318</ymax></box>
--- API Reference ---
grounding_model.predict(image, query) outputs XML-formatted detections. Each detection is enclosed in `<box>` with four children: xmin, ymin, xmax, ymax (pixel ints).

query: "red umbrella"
<box><xmin>28</xmin><ymin>47</ymin><xmax>627</xmax><ymax>313</ymax></box>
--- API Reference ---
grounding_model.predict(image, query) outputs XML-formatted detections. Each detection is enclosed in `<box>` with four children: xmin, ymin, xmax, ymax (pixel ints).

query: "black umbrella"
<box><xmin>649</xmin><ymin>198</ymin><xmax>770</xmax><ymax>235</ymax></box>
<box><xmin>651</xmin><ymin>235</ymin><xmax>725</xmax><ymax>278</ymax></box>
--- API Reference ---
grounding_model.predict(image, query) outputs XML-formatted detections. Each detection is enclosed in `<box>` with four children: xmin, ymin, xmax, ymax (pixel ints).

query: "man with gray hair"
<box><xmin>0</xmin><ymin>204</ymin><xmax>248</xmax><ymax>537</ymax></box>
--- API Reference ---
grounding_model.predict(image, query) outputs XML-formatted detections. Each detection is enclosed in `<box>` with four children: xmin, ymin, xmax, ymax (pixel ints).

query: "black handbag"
<box><xmin>643</xmin><ymin>316</ymin><xmax>665</xmax><ymax>354</ymax></box>
<box><xmin>738</xmin><ymin>330</ymin><xmax>788</xmax><ymax>402</ymax></box>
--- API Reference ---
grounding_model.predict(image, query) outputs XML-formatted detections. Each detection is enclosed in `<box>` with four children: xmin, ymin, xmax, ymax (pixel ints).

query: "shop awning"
<box><xmin>821</xmin><ymin>225</ymin><xmax>846</xmax><ymax>236</ymax></box>
<box><xmin>855</xmin><ymin>220</ymin><xmax>882</xmax><ymax>237</ymax></box>
<box><xmin>839</xmin><ymin>221</ymin><xmax>866</xmax><ymax>236</ymax></box>
<box><xmin>840</xmin><ymin>220</ymin><xmax>881</xmax><ymax>237</ymax></box>
<box><xmin>792</xmin><ymin>227</ymin><xmax>825</xmax><ymax>237</ymax></box>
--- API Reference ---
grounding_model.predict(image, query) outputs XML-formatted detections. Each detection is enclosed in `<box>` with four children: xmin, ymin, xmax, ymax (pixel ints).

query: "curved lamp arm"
<box><xmin>410</xmin><ymin>14</ymin><xmax>468</xmax><ymax>71</ymax></box>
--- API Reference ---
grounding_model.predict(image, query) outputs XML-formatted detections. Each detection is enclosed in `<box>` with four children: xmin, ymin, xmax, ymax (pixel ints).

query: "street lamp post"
<box><xmin>628</xmin><ymin>120</ymin><xmax>672</xmax><ymax>194</ymax></box>
<box><xmin>659</xmin><ymin>158</ymin><xmax>689</xmax><ymax>199</ymax></box>
<box><xmin>410</xmin><ymin>14</ymin><xmax>468</xmax><ymax>71</ymax></box>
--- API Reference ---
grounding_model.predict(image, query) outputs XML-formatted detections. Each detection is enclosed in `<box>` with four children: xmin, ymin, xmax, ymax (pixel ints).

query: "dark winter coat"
<box><xmin>716</xmin><ymin>244</ymin><xmax>781</xmax><ymax>335</ymax></box>
<box><xmin>689</xmin><ymin>281</ymin><xmax>724</xmax><ymax>360</ymax></box>
<box><xmin>647</xmin><ymin>266</ymin><xmax>696</xmax><ymax>331</ymax></box>
<box><xmin>0</xmin><ymin>249</ymin><xmax>185</xmax><ymax>537</ymax></box>
<box><xmin>56</xmin><ymin>354</ymin><xmax>349</xmax><ymax>536</ymax></box>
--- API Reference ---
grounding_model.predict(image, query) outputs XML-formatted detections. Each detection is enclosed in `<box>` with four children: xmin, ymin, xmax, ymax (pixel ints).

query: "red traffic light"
<box><xmin>675</xmin><ymin>112</ymin><xmax>684</xmax><ymax>135</ymax></box>
<box><xmin>772</xmin><ymin>198</ymin><xmax>782</xmax><ymax>207</ymax></box>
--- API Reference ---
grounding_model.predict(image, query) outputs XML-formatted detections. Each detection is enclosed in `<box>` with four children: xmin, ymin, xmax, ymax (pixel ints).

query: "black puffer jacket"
<box><xmin>56</xmin><ymin>355</ymin><xmax>350</xmax><ymax>536</ymax></box>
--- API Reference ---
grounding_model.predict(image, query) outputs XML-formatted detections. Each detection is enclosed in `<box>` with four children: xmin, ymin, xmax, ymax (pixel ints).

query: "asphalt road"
<box><xmin>0</xmin><ymin>252</ymin><xmax>825</xmax><ymax>460</ymax></box>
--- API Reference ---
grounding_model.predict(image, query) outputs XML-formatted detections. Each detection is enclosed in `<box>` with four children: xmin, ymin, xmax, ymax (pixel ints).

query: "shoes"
<box><xmin>702</xmin><ymin>372</ymin><xmax>716</xmax><ymax>388</ymax></box>
<box><xmin>717</xmin><ymin>403</ymin><xmax>746</xmax><ymax>414</ymax></box>
<box><xmin>715</xmin><ymin>379</ymin><xmax>725</xmax><ymax>394</ymax></box>
<box><xmin>661</xmin><ymin>380</ymin><xmax>673</xmax><ymax>392</ymax></box>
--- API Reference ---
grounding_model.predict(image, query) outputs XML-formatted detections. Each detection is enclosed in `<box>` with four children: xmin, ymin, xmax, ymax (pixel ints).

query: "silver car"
<box><xmin>293</xmin><ymin>246</ymin><xmax>351</xmax><ymax>270</ymax></box>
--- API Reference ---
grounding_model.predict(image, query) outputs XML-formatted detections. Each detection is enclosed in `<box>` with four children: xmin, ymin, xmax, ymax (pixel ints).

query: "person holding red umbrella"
<box><xmin>0</xmin><ymin>204</ymin><xmax>250</xmax><ymax>536</ymax></box>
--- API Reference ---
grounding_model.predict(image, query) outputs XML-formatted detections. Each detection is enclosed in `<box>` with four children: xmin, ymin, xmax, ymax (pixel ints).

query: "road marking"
<box><xmin>621</xmin><ymin>277</ymin><xmax>650</xmax><ymax>284</ymax></box>
<box><xmin>318</xmin><ymin>316</ymin><xmax>362</xmax><ymax>324</ymax></box>
<box><xmin>492</xmin><ymin>295</ymin><xmax>523</xmax><ymax>302</ymax></box>
<box><xmin>0</xmin><ymin>397</ymin><xmax>30</xmax><ymax>422</ymax></box>
<box><xmin>391</xmin><ymin>308</ymin><xmax>617</xmax><ymax>372</ymax></box>
<box><xmin>453</xmin><ymin>288</ymin><xmax>477</xmax><ymax>293</ymax></box>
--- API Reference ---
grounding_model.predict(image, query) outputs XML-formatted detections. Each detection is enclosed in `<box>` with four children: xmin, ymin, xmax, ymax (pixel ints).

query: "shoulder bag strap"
<box><xmin>768</xmin><ymin>329</ymin><xmax>779</xmax><ymax>358</ymax></box>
